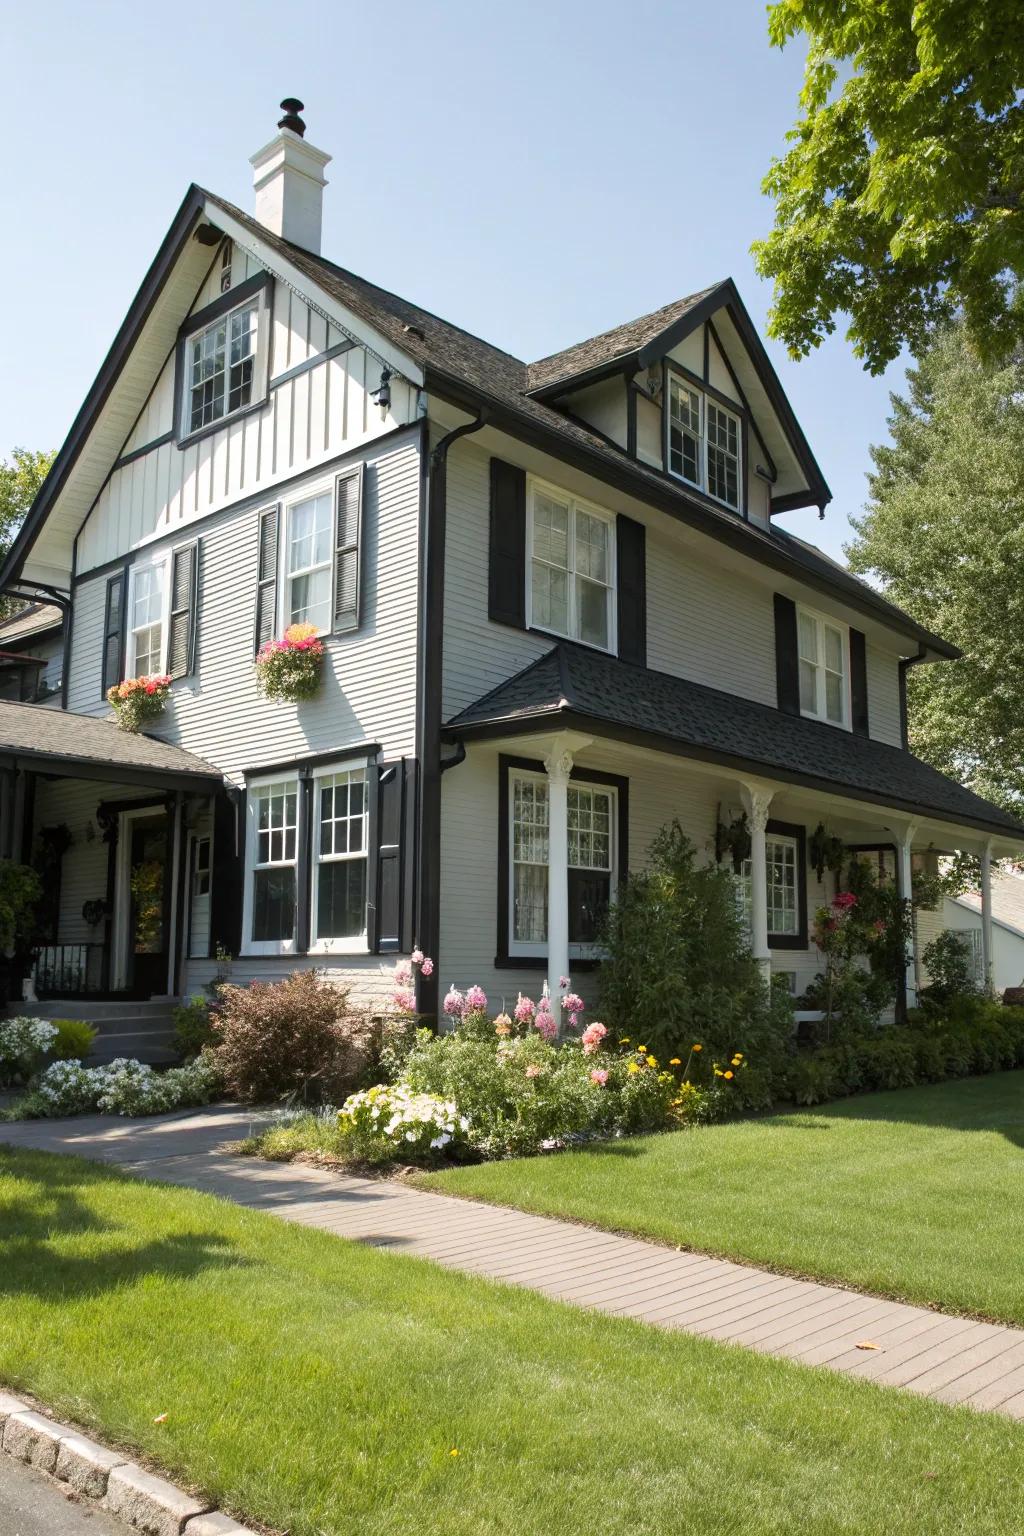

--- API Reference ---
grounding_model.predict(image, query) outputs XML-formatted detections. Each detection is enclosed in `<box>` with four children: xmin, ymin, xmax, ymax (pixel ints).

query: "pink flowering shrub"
<box><xmin>581</xmin><ymin>1022</ymin><xmax>608</xmax><ymax>1055</ymax></box>
<box><xmin>254</xmin><ymin>623</ymin><xmax>325</xmax><ymax>703</ymax></box>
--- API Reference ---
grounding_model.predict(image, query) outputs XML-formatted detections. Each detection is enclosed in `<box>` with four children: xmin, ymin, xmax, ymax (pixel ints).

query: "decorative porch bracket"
<box><xmin>542</xmin><ymin>729</ymin><xmax>593</xmax><ymax>1006</ymax></box>
<box><xmin>739</xmin><ymin>779</ymin><xmax>775</xmax><ymax>985</ymax></box>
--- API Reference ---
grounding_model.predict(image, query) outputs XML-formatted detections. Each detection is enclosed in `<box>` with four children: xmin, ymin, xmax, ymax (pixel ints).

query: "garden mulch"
<box><xmin>4</xmin><ymin>1104</ymin><xmax>1024</xmax><ymax>1421</ymax></box>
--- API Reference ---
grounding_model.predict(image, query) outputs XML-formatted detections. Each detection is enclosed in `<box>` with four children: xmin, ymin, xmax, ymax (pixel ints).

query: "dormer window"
<box><xmin>667</xmin><ymin>377</ymin><xmax>742</xmax><ymax>511</ymax></box>
<box><xmin>174</xmin><ymin>271</ymin><xmax>272</xmax><ymax>446</ymax></box>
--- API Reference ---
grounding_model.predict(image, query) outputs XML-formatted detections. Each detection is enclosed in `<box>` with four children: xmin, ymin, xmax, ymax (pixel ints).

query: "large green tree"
<box><xmin>0</xmin><ymin>448</ymin><xmax>55</xmax><ymax>618</ymax></box>
<box><xmin>846</xmin><ymin>320</ymin><xmax>1024</xmax><ymax>811</ymax></box>
<box><xmin>754</xmin><ymin>0</ymin><xmax>1024</xmax><ymax>374</ymax></box>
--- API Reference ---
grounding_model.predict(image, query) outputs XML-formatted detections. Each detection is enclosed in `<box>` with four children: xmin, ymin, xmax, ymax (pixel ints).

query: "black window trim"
<box><xmin>663</xmin><ymin>358</ymin><xmax>748</xmax><ymax>518</ymax></box>
<box><xmin>172</xmin><ymin>270</ymin><xmax>274</xmax><ymax>450</ymax></box>
<box><xmin>765</xmin><ymin>818</ymin><xmax>808</xmax><ymax>951</ymax></box>
<box><xmin>495</xmin><ymin>753</ymin><xmax>629</xmax><ymax>972</ymax></box>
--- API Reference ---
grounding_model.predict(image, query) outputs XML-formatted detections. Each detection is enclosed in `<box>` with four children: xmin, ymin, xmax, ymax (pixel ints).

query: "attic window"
<box><xmin>666</xmin><ymin>377</ymin><xmax>742</xmax><ymax>511</ymax></box>
<box><xmin>175</xmin><ymin>272</ymin><xmax>272</xmax><ymax>445</ymax></box>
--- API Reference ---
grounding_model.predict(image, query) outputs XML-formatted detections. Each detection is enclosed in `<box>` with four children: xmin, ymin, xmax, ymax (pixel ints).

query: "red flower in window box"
<box><xmin>106</xmin><ymin>674</ymin><xmax>171</xmax><ymax>733</ymax></box>
<box><xmin>255</xmin><ymin>623</ymin><xmax>325</xmax><ymax>703</ymax></box>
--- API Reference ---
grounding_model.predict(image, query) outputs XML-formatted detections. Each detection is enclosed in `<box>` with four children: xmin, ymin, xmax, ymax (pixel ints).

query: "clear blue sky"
<box><xmin>2</xmin><ymin>0</ymin><xmax>902</xmax><ymax>564</ymax></box>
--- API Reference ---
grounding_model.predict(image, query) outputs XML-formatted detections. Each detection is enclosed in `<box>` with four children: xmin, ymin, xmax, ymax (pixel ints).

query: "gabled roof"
<box><xmin>527</xmin><ymin>287</ymin><xmax>720</xmax><ymax>393</ymax></box>
<box><xmin>0</xmin><ymin>602</ymin><xmax>63</xmax><ymax>646</ymax></box>
<box><xmin>446</xmin><ymin>644</ymin><xmax>1024</xmax><ymax>842</ymax></box>
<box><xmin>2</xmin><ymin>185</ymin><xmax>956</xmax><ymax>661</ymax></box>
<box><xmin>0</xmin><ymin>700</ymin><xmax>222</xmax><ymax>790</ymax></box>
<box><xmin>953</xmin><ymin>874</ymin><xmax>1024</xmax><ymax>938</ymax></box>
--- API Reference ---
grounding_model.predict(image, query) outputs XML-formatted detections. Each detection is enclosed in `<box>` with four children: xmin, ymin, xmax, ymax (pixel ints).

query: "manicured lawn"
<box><xmin>1</xmin><ymin>1150</ymin><xmax>1022</xmax><ymax>1535</ymax></box>
<box><xmin>418</xmin><ymin>1072</ymin><xmax>1024</xmax><ymax>1327</ymax></box>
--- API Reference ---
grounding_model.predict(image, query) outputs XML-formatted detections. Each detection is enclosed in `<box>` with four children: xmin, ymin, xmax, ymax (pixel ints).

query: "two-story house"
<box><xmin>2</xmin><ymin>101</ymin><xmax>1022</xmax><ymax>1029</ymax></box>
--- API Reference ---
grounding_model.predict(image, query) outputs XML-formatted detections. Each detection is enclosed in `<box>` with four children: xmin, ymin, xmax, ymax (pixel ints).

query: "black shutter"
<box><xmin>101</xmin><ymin>569</ymin><xmax>127</xmax><ymax>696</ymax></box>
<box><xmin>168</xmin><ymin>541</ymin><xmax>199</xmax><ymax>679</ymax></box>
<box><xmin>850</xmin><ymin>627</ymin><xmax>870</xmax><ymax>736</ymax></box>
<box><xmin>369</xmin><ymin>759</ymin><xmax>413</xmax><ymax>953</ymax></box>
<box><xmin>333</xmin><ymin>464</ymin><xmax>363</xmax><ymax>633</ymax></box>
<box><xmin>773</xmin><ymin>594</ymin><xmax>800</xmax><ymax>715</ymax></box>
<box><xmin>209</xmin><ymin>788</ymin><xmax>244</xmax><ymax>958</ymax></box>
<box><xmin>488</xmin><ymin>458</ymin><xmax>526</xmax><ymax>629</ymax></box>
<box><xmin>254</xmin><ymin>504</ymin><xmax>280</xmax><ymax>653</ymax></box>
<box><xmin>616</xmin><ymin>515</ymin><xmax>647</xmax><ymax>665</ymax></box>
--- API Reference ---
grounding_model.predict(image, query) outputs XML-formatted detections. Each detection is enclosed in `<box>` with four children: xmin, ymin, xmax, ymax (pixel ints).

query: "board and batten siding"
<box><xmin>76</xmin><ymin>251</ymin><xmax>418</xmax><ymax>576</ymax></box>
<box><xmin>68</xmin><ymin>434</ymin><xmax>423</xmax><ymax>779</ymax></box>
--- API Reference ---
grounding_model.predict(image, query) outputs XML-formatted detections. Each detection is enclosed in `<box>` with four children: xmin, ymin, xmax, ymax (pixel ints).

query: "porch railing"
<box><xmin>32</xmin><ymin>944</ymin><xmax>103</xmax><ymax>997</ymax></box>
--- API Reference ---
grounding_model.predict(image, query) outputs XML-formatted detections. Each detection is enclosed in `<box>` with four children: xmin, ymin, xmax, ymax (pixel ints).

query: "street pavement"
<box><xmin>0</xmin><ymin>1454</ymin><xmax>131</xmax><ymax>1535</ymax></box>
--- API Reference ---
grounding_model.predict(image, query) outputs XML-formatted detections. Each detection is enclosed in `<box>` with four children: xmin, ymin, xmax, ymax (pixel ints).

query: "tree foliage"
<box><xmin>754</xmin><ymin>0</ymin><xmax>1024</xmax><ymax>373</ymax></box>
<box><xmin>846</xmin><ymin>317</ymin><xmax>1024</xmax><ymax>811</ymax></box>
<box><xmin>0</xmin><ymin>447</ymin><xmax>55</xmax><ymax>618</ymax></box>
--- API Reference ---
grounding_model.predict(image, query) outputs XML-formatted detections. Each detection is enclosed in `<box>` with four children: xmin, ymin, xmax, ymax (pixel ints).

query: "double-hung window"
<box><xmin>244</xmin><ymin>761</ymin><xmax>369</xmax><ymax>956</ymax></box>
<box><xmin>508</xmin><ymin>768</ymin><xmax>618</xmax><ymax>957</ymax></box>
<box><xmin>185</xmin><ymin>298</ymin><xmax>261</xmax><ymax>435</ymax></box>
<box><xmin>798</xmin><ymin>607</ymin><xmax>848</xmax><ymax>727</ymax></box>
<box><xmin>127</xmin><ymin>558</ymin><xmax>168</xmax><ymax>677</ymax></box>
<box><xmin>736</xmin><ymin>830</ymin><xmax>803</xmax><ymax>943</ymax></box>
<box><xmin>528</xmin><ymin>481</ymin><xmax>615</xmax><ymax>651</ymax></box>
<box><xmin>667</xmin><ymin>376</ymin><xmax>742</xmax><ymax>511</ymax></box>
<box><xmin>285</xmin><ymin>491</ymin><xmax>334</xmax><ymax>632</ymax></box>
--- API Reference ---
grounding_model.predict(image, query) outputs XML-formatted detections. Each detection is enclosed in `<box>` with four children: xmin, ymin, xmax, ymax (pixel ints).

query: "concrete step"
<box><xmin>9</xmin><ymin>1000</ymin><xmax>182</xmax><ymax>1022</ymax></box>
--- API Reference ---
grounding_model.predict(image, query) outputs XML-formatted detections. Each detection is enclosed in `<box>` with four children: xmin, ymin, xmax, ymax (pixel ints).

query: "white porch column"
<box><xmin>542</xmin><ymin>731</ymin><xmax>591</xmax><ymax>1002</ymax></box>
<box><xmin>741</xmin><ymin>782</ymin><xmax>774</xmax><ymax>985</ymax></box>
<box><xmin>896</xmin><ymin>823</ymin><xmax>918</xmax><ymax>1008</ymax></box>
<box><xmin>980</xmin><ymin>840</ymin><xmax>995</xmax><ymax>994</ymax></box>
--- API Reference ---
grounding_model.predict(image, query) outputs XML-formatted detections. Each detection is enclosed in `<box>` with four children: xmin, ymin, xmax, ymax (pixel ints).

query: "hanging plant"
<box><xmin>809</xmin><ymin>822</ymin><xmax>845</xmax><ymax>883</ymax></box>
<box><xmin>107</xmin><ymin>675</ymin><xmax>171</xmax><ymax>733</ymax></box>
<box><xmin>255</xmin><ymin>623</ymin><xmax>325</xmax><ymax>703</ymax></box>
<box><xmin>715</xmin><ymin>810</ymin><xmax>751</xmax><ymax>874</ymax></box>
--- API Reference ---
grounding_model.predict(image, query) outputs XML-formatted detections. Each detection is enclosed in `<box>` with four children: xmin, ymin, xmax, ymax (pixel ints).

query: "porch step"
<box><xmin>6</xmin><ymin>1000</ymin><xmax>181</xmax><ymax>1065</ymax></box>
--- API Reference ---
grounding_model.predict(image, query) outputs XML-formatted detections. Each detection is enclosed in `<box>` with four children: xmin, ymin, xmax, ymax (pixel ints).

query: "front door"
<box><xmin>114</xmin><ymin>811</ymin><xmax>169</xmax><ymax>996</ymax></box>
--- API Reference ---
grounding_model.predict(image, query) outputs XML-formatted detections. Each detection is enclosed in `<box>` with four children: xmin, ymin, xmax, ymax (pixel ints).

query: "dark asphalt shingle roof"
<box><xmin>0</xmin><ymin>700</ymin><xmax>223</xmax><ymax>784</ymax></box>
<box><xmin>0</xmin><ymin>602</ymin><xmax>63</xmax><ymax>646</ymax></box>
<box><xmin>446</xmin><ymin>645</ymin><xmax>1024</xmax><ymax>840</ymax></box>
<box><xmin>526</xmin><ymin>288</ymin><xmax>720</xmax><ymax>392</ymax></box>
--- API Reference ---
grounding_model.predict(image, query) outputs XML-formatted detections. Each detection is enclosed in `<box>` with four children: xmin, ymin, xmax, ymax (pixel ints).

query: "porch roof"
<box><xmin>0</xmin><ymin>701</ymin><xmax>223</xmax><ymax>792</ymax></box>
<box><xmin>445</xmin><ymin>643</ymin><xmax>1024</xmax><ymax>842</ymax></box>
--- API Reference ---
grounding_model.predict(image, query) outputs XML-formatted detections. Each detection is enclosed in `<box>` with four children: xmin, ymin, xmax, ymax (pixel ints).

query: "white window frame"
<box><xmin>737</xmin><ymin>832</ymin><xmax>802</xmax><ymax>940</ymax></box>
<box><xmin>242</xmin><ymin>773</ymin><xmax>301</xmax><ymax>957</ymax></box>
<box><xmin>179</xmin><ymin>289</ymin><xmax>270</xmax><ymax>442</ymax></box>
<box><xmin>525</xmin><ymin>477</ymin><xmax>617</xmax><ymax>654</ymax></box>
<box><xmin>279</xmin><ymin>473</ymin><xmax>337</xmax><ymax>637</ymax></box>
<box><xmin>309</xmin><ymin>759</ymin><xmax>370</xmax><ymax>955</ymax></box>
<box><xmin>507</xmin><ymin>768</ymin><xmax>618</xmax><ymax>960</ymax></box>
<box><xmin>126</xmin><ymin>554</ymin><xmax>170</xmax><ymax>679</ymax></box>
<box><xmin>665</xmin><ymin>374</ymin><xmax>743</xmax><ymax>512</ymax></box>
<box><xmin>797</xmin><ymin>604</ymin><xmax>850</xmax><ymax>729</ymax></box>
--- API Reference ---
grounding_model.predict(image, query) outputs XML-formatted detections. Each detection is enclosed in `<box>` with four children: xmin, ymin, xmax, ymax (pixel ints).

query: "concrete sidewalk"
<box><xmin>4</xmin><ymin>1104</ymin><xmax>1024</xmax><ymax>1420</ymax></box>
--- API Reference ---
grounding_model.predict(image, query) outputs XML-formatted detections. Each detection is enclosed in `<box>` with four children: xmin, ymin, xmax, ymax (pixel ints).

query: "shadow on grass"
<box><xmin>0</xmin><ymin>1152</ymin><xmax>249</xmax><ymax>1302</ymax></box>
<box><xmin>777</xmin><ymin>1073</ymin><xmax>1024</xmax><ymax>1149</ymax></box>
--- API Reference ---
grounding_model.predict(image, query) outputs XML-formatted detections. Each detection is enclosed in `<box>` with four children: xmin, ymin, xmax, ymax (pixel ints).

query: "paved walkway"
<box><xmin>4</xmin><ymin>1105</ymin><xmax>1024</xmax><ymax>1420</ymax></box>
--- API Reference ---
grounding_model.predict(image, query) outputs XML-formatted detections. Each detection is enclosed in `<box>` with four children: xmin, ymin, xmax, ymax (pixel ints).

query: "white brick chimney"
<box><xmin>250</xmin><ymin>99</ymin><xmax>331</xmax><ymax>254</ymax></box>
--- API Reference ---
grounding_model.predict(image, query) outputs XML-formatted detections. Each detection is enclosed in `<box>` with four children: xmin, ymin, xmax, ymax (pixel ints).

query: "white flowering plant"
<box><xmin>0</xmin><ymin>1017</ymin><xmax>59</xmax><ymax>1087</ymax></box>
<box><xmin>23</xmin><ymin>1051</ymin><xmax>223</xmax><ymax>1119</ymax></box>
<box><xmin>337</xmin><ymin>1083</ymin><xmax>470</xmax><ymax>1163</ymax></box>
<box><xmin>35</xmin><ymin>1060</ymin><xmax>101</xmax><ymax>1116</ymax></box>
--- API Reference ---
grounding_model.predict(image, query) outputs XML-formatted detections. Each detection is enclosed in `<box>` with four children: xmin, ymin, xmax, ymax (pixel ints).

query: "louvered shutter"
<box><xmin>488</xmin><ymin>458</ymin><xmax>527</xmax><ymax>628</ymax></box>
<box><xmin>168</xmin><ymin>541</ymin><xmax>199</xmax><ymax>679</ymax></box>
<box><xmin>101</xmin><ymin>569</ymin><xmax>127</xmax><ymax>696</ymax></box>
<box><xmin>254</xmin><ymin>504</ymin><xmax>280</xmax><ymax>653</ymax></box>
<box><xmin>209</xmin><ymin>788</ymin><xmax>244</xmax><ymax>957</ymax></box>
<box><xmin>333</xmin><ymin>465</ymin><xmax>363</xmax><ymax>633</ymax></box>
<box><xmin>850</xmin><ymin>628</ymin><xmax>870</xmax><ymax>736</ymax></box>
<box><xmin>616</xmin><ymin>515</ymin><xmax>647</xmax><ymax>665</ymax></box>
<box><xmin>773</xmin><ymin>594</ymin><xmax>800</xmax><ymax>716</ymax></box>
<box><xmin>368</xmin><ymin>759</ymin><xmax>415</xmax><ymax>953</ymax></box>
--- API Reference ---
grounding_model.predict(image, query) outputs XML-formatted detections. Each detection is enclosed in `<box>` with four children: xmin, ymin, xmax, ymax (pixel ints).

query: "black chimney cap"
<box><xmin>278</xmin><ymin>99</ymin><xmax>306</xmax><ymax>137</ymax></box>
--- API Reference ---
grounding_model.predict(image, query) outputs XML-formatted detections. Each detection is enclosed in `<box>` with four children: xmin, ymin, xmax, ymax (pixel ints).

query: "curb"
<box><xmin>0</xmin><ymin>1390</ymin><xmax>258</xmax><ymax>1536</ymax></box>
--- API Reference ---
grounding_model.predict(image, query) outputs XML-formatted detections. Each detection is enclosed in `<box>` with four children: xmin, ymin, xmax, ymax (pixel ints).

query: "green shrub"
<box><xmin>0</xmin><ymin>1016</ymin><xmax>58</xmax><ymax>1086</ymax></box>
<box><xmin>49</xmin><ymin>1019</ymin><xmax>98</xmax><ymax>1062</ymax></box>
<box><xmin>173</xmin><ymin>995</ymin><xmax>219</xmax><ymax>1059</ymax></box>
<box><xmin>211</xmin><ymin>972</ymin><xmax>371</xmax><ymax>1104</ymax></box>
<box><xmin>922</xmin><ymin>929</ymin><xmax>979</xmax><ymax>1003</ymax></box>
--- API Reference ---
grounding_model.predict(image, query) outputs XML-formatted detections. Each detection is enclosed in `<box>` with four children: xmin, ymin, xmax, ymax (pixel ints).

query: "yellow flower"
<box><xmin>637</xmin><ymin>1045</ymin><xmax>648</xmax><ymax>1052</ymax></box>
<box><xmin>734</xmin><ymin>1052</ymin><xmax>744</xmax><ymax>1061</ymax></box>
<box><xmin>669</xmin><ymin>1057</ymin><xmax>681</xmax><ymax>1066</ymax></box>
<box><xmin>619</xmin><ymin>1037</ymin><xmax>631</xmax><ymax>1045</ymax></box>
<box><xmin>449</xmin><ymin>1448</ymin><xmax>459</xmax><ymax>1457</ymax></box>
<box><xmin>731</xmin><ymin>1056</ymin><xmax>742</xmax><ymax>1066</ymax></box>
<box><xmin>714</xmin><ymin>1068</ymin><xmax>723</xmax><ymax>1077</ymax></box>
<box><xmin>692</xmin><ymin>1043</ymin><xmax>702</xmax><ymax>1053</ymax></box>
<box><xmin>627</xmin><ymin>1062</ymin><xmax>640</xmax><ymax>1074</ymax></box>
<box><xmin>646</xmin><ymin>1055</ymin><xmax>657</xmax><ymax>1068</ymax></box>
<box><xmin>724</xmin><ymin>1070</ymin><xmax>734</xmax><ymax>1080</ymax></box>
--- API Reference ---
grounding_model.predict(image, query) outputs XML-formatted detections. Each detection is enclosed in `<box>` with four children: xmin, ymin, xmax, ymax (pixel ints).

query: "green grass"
<box><xmin>417</xmin><ymin>1072</ymin><xmax>1024</xmax><ymax>1326</ymax></box>
<box><xmin>2</xmin><ymin>1149</ymin><xmax>1023</xmax><ymax>1535</ymax></box>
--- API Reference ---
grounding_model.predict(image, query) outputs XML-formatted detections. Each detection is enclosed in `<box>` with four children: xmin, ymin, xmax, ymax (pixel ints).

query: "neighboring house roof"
<box><xmin>526</xmin><ymin>288</ymin><xmax>720</xmax><ymax>393</ymax></box>
<box><xmin>0</xmin><ymin>183</ymin><xmax>958</xmax><ymax>662</ymax></box>
<box><xmin>953</xmin><ymin>874</ymin><xmax>1024</xmax><ymax>938</ymax></box>
<box><xmin>0</xmin><ymin>602</ymin><xmax>63</xmax><ymax>647</ymax></box>
<box><xmin>446</xmin><ymin>643</ymin><xmax>1024</xmax><ymax>841</ymax></box>
<box><xmin>0</xmin><ymin>699</ymin><xmax>222</xmax><ymax>790</ymax></box>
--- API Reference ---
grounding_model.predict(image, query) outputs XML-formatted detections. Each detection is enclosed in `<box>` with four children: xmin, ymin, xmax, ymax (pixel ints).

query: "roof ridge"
<box><xmin>528</xmin><ymin>283</ymin><xmax>725</xmax><ymax>372</ymax></box>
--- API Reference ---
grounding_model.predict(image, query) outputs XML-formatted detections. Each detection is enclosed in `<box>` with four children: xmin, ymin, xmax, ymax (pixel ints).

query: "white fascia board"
<box><xmin>204</xmin><ymin>200</ymin><xmax>424</xmax><ymax>388</ymax></box>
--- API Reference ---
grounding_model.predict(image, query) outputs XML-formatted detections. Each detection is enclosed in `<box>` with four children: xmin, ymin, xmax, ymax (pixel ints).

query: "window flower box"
<box><xmin>255</xmin><ymin>623</ymin><xmax>325</xmax><ymax>703</ymax></box>
<box><xmin>107</xmin><ymin>675</ymin><xmax>171</xmax><ymax>732</ymax></box>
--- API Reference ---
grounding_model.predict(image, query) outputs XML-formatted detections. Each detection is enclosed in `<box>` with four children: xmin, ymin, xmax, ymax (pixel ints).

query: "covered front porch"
<box><xmin>439</xmin><ymin>645</ymin><xmax>1024</xmax><ymax>1008</ymax></box>
<box><xmin>0</xmin><ymin>701</ymin><xmax>224</xmax><ymax>1005</ymax></box>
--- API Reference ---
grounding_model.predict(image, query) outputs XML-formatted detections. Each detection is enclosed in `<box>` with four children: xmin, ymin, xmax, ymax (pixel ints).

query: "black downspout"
<box><xmin>415</xmin><ymin>412</ymin><xmax>486</xmax><ymax>1018</ymax></box>
<box><xmin>898</xmin><ymin>645</ymin><xmax>928</xmax><ymax>749</ymax></box>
